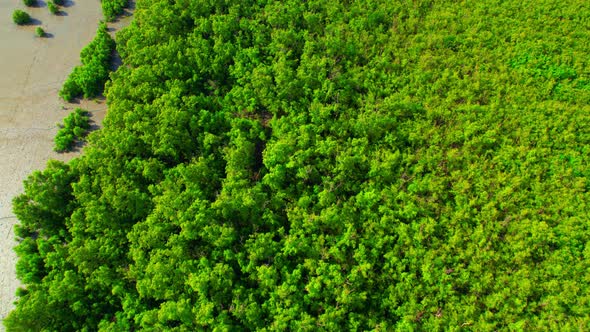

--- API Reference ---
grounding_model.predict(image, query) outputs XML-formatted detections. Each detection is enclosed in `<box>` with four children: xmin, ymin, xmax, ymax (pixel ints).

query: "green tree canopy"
<box><xmin>6</xmin><ymin>0</ymin><xmax>590</xmax><ymax>330</ymax></box>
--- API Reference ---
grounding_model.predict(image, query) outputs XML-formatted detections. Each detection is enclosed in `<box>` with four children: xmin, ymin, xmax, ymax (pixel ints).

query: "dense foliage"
<box><xmin>59</xmin><ymin>23</ymin><xmax>115</xmax><ymax>102</ymax></box>
<box><xmin>23</xmin><ymin>0</ymin><xmax>35</xmax><ymax>7</ymax></box>
<box><xmin>101</xmin><ymin>0</ymin><xmax>128</xmax><ymax>21</ymax></box>
<box><xmin>12</xmin><ymin>9</ymin><xmax>30</xmax><ymax>25</ymax></box>
<box><xmin>7</xmin><ymin>0</ymin><xmax>590</xmax><ymax>330</ymax></box>
<box><xmin>54</xmin><ymin>108</ymin><xmax>91</xmax><ymax>152</ymax></box>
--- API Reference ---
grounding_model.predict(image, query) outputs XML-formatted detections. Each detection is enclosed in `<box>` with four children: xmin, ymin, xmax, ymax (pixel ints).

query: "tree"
<box><xmin>12</xmin><ymin>10</ymin><xmax>31</xmax><ymax>25</ymax></box>
<box><xmin>59</xmin><ymin>23</ymin><xmax>115</xmax><ymax>101</ymax></box>
<box><xmin>101</xmin><ymin>0</ymin><xmax>128</xmax><ymax>21</ymax></box>
<box><xmin>54</xmin><ymin>108</ymin><xmax>91</xmax><ymax>152</ymax></box>
<box><xmin>35</xmin><ymin>27</ymin><xmax>45</xmax><ymax>37</ymax></box>
<box><xmin>47</xmin><ymin>1</ymin><xmax>58</xmax><ymax>15</ymax></box>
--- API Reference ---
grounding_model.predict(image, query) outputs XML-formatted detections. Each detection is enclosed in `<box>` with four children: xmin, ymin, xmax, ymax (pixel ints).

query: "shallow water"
<box><xmin>0</xmin><ymin>0</ymin><xmax>115</xmax><ymax>326</ymax></box>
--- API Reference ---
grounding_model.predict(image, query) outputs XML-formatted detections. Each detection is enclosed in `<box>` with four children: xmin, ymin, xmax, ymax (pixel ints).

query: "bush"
<box><xmin>101</xmin><ymin>0</ymin><xmax>127</xmax><ymax>21</ymax></box>
<box><xmin>59</xmin><ymin>70</ymin><xmax>82</xmax><ymax>102</ymax></box>
<box><xmin>59</xmin><ymin>23</ymin><xmax>115</xmax><ymax>101</ymax></box>
<box><xmin>53</xmin><ymin>0</ymin><xmax>64</xmax><ymax>4</ymax></box>
<box><xmin>23</xmin><ymin>0</ymin><xmax>35</xmax><ymax>7</ymax></box>
<box><xmin>35</xmin><ymin>27</ymin><xmax>45</xmax><ymax>37</ymax></box>
<box><xmin>54</xmin><ymin>108</ymin><xmax>90</xmax><ymax>152</ymax></box>
<box><xmin>12</xmin><ymin>10</ymin><xmax>31</xmax><ymax>25</ymax></box>
<box><xmin>47</xmin><ymin>1</ymin><xmax>58</xmax><ymax>14</ymax></box>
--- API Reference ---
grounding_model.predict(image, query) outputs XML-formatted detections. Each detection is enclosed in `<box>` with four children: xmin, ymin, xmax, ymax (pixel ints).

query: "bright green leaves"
<box><xmin>11</xmin><ymin>162</ymin><xmax>75</xmax><ymax>290</ymax></box>
<box><xmin>14</xmin><ymin>238</ymin><xmax>44</xmax><ymax>285</ymax></box>
<box><xmin>13</xmin><ymin>160</ymin><xmax>77</xmax><ymax>239</ymax></box>
<box><xmin>8</xmin><ymin>0</ymin><xmax>590</xmax><ymax>330</ymax></box>
<box><xmin>60</xmin><ymin>23</ymin><xmax>115</xmax><ymax>102</ymax></box>
<box><xmin>101</xmin><ymin>0</ymin><xmax>128</xmax><ymax>22</ymax></box>
<box><xmin>54</xmin><ymin>108</ymin><xmax>91</xmax><ymax>152</ymax></box>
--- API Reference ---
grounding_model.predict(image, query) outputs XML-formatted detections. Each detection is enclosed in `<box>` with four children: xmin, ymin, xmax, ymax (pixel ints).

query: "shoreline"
<box><xmin>0</xmin><ymin>1</ymin><xmax>132</xmax><ymax>327</ymax></box>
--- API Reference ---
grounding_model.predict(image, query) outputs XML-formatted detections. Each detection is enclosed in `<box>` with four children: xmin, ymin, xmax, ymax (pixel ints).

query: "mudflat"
<box><xmin>0</xmin><ymin>0</ymin><xmax>104</xmax><ymax>325</ymax></box>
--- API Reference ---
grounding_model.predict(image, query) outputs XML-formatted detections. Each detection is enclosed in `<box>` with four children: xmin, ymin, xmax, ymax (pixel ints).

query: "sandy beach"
<box><xmin>0</xmin><ymin>0</ymin><xmax>132</xmax><ymax>327</ymax></box>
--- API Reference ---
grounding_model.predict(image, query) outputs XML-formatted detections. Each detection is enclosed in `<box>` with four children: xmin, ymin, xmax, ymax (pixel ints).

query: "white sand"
<box><xmin>0</xmin><ymin>0</ymin><xmax>131</xmax><ymax>328</ymax></box>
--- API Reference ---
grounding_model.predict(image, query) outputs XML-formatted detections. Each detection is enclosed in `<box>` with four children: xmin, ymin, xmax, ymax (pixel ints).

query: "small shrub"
<box><xmin>23</xmin><ymin>0</ymin><xmax>36</xmax><ymax>7</ymax></box>
<box><xmin>47</xmin><ymin>1</ymin><xmax>58</xmax><ymax>14</ymax></box>
<box><xmin>54</xmin><ymin>108</ymin><xmax>91</xmax><ymax>152</ymax></box>
<box><xmin>12</xmin><ymin>10</ymin><xmax>31</xmax><ymax>25</ymax></box>
<box><xmin>35</xmin><ymin>27</ymin><xmax>45</xmax><ymax>37</ymax></box>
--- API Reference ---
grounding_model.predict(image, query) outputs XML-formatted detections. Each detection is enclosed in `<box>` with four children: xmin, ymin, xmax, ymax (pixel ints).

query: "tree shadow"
<box><xmin>126</xmin><ymin>0</ymin><xmax>136</xmax><ymax>11</ymax></box>
<box><xmin>110</xmin><ymin>49</ymin><xmax>123</xmax><ymax>72</ymax></box>
<box><xmin>92</xmin><ymin>95</ymin><xmax>107</xmax><ymax>104</ymax></box>
<box><xmin>56</xmin><ymin>10</ymin><xmax>68</xmax><ymax>16</ymax></box>
<box><xmin>88</xmin><ymin>121</ymin><xmax>101</xmax><ymax>133</ymax></box>
<box><xmin>41</xmin><ymin>32</ymin><xmax>55</xmax><ymax>38</ymax></box>
<box><xmin>85</xmin><ymin>111</ymin><xmax>104</xmax><ymax>139</ymax></box>
<box><xmin>26</xmin><ymin>18</ymin><xmax>42</xmax><ymax>26</ymax></box>
<box><xmin>64</xmin><ymin>139</ymin><xmax>84</xmax><ymax>153</ymax></box>
<box><xmin>121</xmin><ymin>9</ymin><xmax>134</xmax><ymax>17</ymax></box>
<box><xmin>30</xmin><ymin>0</ymin><xmax>46</xmax><ymax>8</ymax></box>
<box><xmin>110</xmin><ymin>0</ymin><xmax>136</xmax><ymax>21</ymax></box>
<box><xmin>61</xmin><ymin>0</ymin><xmax>74</xmax><ymax>8</ymax></box>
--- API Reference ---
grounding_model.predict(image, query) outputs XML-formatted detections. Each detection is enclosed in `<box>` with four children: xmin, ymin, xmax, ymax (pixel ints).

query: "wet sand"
<box><xmin>0</xmin><ymin>0</ymin><xmax>130</xmax><ymax>327</ymax></box>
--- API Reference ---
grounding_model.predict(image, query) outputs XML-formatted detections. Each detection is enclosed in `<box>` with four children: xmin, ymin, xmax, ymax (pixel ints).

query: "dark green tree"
<box><xmin>12</xmin><ymin>10</ymin><xmax>31</xmax><ymax>25</ymax></box>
